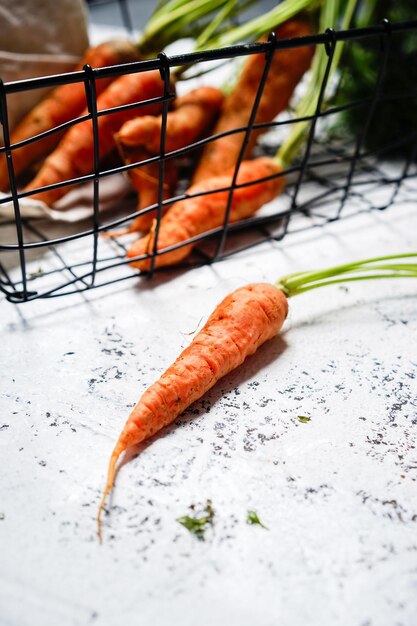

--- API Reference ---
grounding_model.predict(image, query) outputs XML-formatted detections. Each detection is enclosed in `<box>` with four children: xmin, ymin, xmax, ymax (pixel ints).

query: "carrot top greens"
<box><xmin>174</xmin><ymin>0</ymin><xmax>317</xmax><ymax>79</ymax></box>
<box><xmin>134</xmin><ymin>0</ymin><xmax>241</xmax><ymax>55</ymax></box>
<box><xmin>140</xmin><ymin>0</ymin><xmax>263</xmax><ymax>56</ymax></box>
<box><xmin>199</xmin><ymin>0</ymin><xmax>316</xmax><ymax>49</ymax></box>
<box><xmin>277</xmin><ymin>0</ymin><xmax>359</xmax><ymax>168</ymax></box>
<box><xmin>276</xmin><ymin>253</ymin><xmax>417</xmax><ymax>297</ymax></box>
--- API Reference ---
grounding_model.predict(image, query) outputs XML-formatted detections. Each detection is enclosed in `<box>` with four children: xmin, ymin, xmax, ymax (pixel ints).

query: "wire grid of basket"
<box><xmin>0</xmin><ymin>13</ymin><xmax>417</xmax><ymax>303</ymax></box>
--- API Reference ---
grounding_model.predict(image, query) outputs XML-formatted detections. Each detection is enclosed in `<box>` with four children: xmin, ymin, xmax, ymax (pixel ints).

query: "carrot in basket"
<box><xmin>0</xmin><ymin>0</ymin><xmax>237</xmax><ymax>190</ymax></box>
<box><xmin>24</xmin><ymin>69</ymin><xmax>170</xmax><ymax>205</ymax></box>
<box><xmin>104</xmin><ymin>146</ymin><xmax>178</xmax><ymax>235</ymax></box>
<box><xmin>192</xmin><ymin>19</ymin><xmax>314</xmax><ymax>184</ymax></box>
<box><xmin>111</xmin><ymin>86</ymin><xmax>224</xmax><ymax>234</ymax></box>
<box><xmin>0</xmin><ymin>40</ymin><xmax>140</xmax><ymax>191</ymax></box>
<box><xmin>97</xmin><ymin>281</ymin><xmax>289</xmax><ymax>540</ymax></box>
<box><xmin>127</xmin><ymin>157</ymin><xmax>284</xmax><ymax>269</ymax></box>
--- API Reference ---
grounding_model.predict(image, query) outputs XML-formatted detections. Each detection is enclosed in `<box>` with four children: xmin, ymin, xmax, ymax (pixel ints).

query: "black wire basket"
<box><xmin>1</xmin><ymin>15</ymin><xmax>416</xmax><ymax>303</ymax></box>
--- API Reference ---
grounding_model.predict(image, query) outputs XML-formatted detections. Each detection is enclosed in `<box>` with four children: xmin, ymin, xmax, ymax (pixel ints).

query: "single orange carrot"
<box><xmin>0</xmin><ymin>40</ymin><xmax>140</xmax><ymax>191</ymax></box>
<box><xmin>97</xmin><ymin>252</ymin><xmax>417</xmax><ymax>539</ymax></box>
<box><xmin>111</xmin><ymin>86</ymin><xmax>224</xmax><ymax>234</ymax></box>
<box><xmin>24</xmin><ymin>69</ymin><xmax>170</xmax><ymax>205</ymax></box>
<box><xmin>127</xmin><ymin>157</ymin><xmax>284</xmax><ymax>269</ymax></box>
<box><xmin>97</xmin><ymin>282</ymin><xmax>288</xmax><ymax>539</ymax></box>
<box><xmin>192</xmin><ymin>19</ymin><xmax>314</xmax><ymax>183</ymax></box>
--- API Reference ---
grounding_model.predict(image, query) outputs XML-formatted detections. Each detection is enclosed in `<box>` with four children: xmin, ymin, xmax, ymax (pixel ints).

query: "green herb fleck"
<box><xmin>29</xmin><ymin>267</ymin><xmax>44</xmax><ymax>279</ymax></box>
<box><xmin>246</xmin><ymin>510</ymin><xmax>268</xmax><ymax>529</ymax></box>
<box><xmin>297</xmin><ymin>415</ymin><xmax>311</xmax><ymax>424</ymax></box>
<box><xmin>177</xmin><ymin>499</ymin><xmax>214</xmax><ymax>541</ymax></box>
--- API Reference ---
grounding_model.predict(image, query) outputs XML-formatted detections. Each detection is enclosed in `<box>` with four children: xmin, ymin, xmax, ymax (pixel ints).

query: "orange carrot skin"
<box><xmin>0</xmin><ymin>40</ymin><xmax>140</xmax><ymax>191</ymax></box>
<box><xmin>115</xmin><ymin>86</ymin><xmax>224</xmax><ymax>154</ymax></box>
<box><xmin>25</xmin><ymin>69</ymin><xmax>169</xmax><ymax>205</ymax></box>
<box><xmin>127</xmin><ymin>157</ymin><xmax>284</xmax><ymax>269</ymax></box>
<box><xmin>113</xmin><ymin>86</ymin><xmax>224</xmax><ymax>233</ymax></box>
<box><xmin>192</xmin><ymin>20</ymin><xmax>314</xmax><ymax>183</ymax></box>
<box><xmin>117</xmin><ymin>146</ymin><xmax>178</xmax><ymax>233</ymax></box>
<box><xmin>112</xmin><ymin>283</ymin><xmax>288</xmax><ymax>461</ymax></box>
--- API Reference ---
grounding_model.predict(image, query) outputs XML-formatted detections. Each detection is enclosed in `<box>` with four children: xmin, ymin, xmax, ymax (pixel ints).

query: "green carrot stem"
<box><xmin>195</xmin><ymin>0</ymin><xmax>252</xmax><ymax>51</ymax></box>
<box><xmin>282</xmin><ymin>262</ymin><xmax>417</xmax><ymax>290</ymax></box>
<box><xmin>279</xmin><ymin>273</ymin><xmax>417</xmax><ymax>296</ymax></box>
<box><xmin>173</xmin><ymin>0</ymin><xmax>318</xmax><ymax>80</ymax></box>
<box><xmin>279</xmin><ymin>252</ymin><xmax>417</xmax><ymax>283</ymax></box>
<box><xmin>276</xmin><ymin>253</ymin><xmax>417</xmax><ymax>297</ymax></box>
<box><xmin>139</xmin><ymin>0</ymin><xmax>244</xmax><ymax>55</ymax></box>
<box><xmin>205</xmin><ymin>0</ymin><xmax>317</xmax><ymax>49</ymax></box>
<box><xmin>275</xmin><ymin>0</ymin><xmax>358</xmax><ymax>167</ymax></box>
<box><xmin>142</xmin><ymin>0</ymin><xmax>223</xmax><ymax>40</ymax></box>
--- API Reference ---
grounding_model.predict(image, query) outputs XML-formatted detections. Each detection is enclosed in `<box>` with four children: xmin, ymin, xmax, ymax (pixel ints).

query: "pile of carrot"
<box><xmin>122</xmin><ymin>17</ymin><xmax>313</xmax><ymax>266</ymax></box>
<box><xmin>0</xmin><ymin>40</ymin><xmax>140</xmax><ymax>191</ymax></box>
<box><xmin>24</xmin><ymin>69</ymin><xmax>171</xmax><ymax>205</ymax></box>
<box><xmin>0</xmin><ymin>0</ymin><xmax>243</xmax><ymax>193</ymax></box>
<box><xmin>2</xmin><ymin>11</ymin><xmax>318</xmax><ymax>276</ymax></box>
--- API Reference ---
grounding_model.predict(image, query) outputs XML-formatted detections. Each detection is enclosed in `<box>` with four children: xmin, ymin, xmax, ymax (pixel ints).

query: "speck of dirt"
<box><xmin>102</xmin><ymin>348</ymin><xmax>124</xmax><ymax>357</ymax></box>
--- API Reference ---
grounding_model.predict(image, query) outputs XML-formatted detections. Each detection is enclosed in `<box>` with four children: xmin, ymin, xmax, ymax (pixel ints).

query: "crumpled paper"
<box><xmin>0</xmin><ymin>174</ymin><xmax>135</xmax><ymax>223</ymax></box>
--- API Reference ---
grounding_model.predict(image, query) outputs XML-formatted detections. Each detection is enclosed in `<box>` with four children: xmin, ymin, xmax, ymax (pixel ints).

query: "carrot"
<box><xmin>127</xmin><ymin>157</ymin><xmax>284</xmax><ymax>269</ymax></box>
<box><xmin>0</xmin><ymin>40</ymin><xmax>140</xmax><ymax>191</ymax></box>
<box><xmin>192</xmin><ymin>19</ymin><xmax>314</xmax><ymax>183</ymax></box>
<box><xmin>97</xmin><ymin>282</ymin><xmax>289</xmax><ymax>540</ymax></box>
<box><xmin>24</xmin><ymin>69</ymin><xmax>170</xmax><ymax>205</ymax></box>
<box><xmin>111</xmin><ymin>86</ymin><xmax>224</xmax><ymax>234</ymax></box>
<box><xmin>105</xmin><ymin>146</ymin><xmax>178</xmax><ymax>235</ymax></box>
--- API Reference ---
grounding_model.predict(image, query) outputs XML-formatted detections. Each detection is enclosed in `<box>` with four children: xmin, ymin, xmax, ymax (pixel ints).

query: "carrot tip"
<box><xmin>97</xmin><ymin>443</ymin><xmax>122</xmax><ymax>543</ymax></box>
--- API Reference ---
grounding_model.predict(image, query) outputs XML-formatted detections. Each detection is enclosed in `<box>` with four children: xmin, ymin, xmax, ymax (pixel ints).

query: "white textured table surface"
<box><xmin>1</xmin><ymin>202</ymin><xmax>416</xmax><ymax>626</ymax></box>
